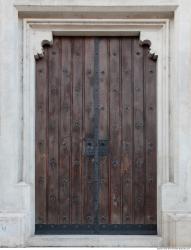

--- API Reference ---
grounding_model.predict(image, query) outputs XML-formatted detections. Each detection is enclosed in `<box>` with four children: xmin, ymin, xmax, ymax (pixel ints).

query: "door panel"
<box><xmin>71</xmin><ymin>38</ymin><xmax>84</xmax><ymax>224</ymax></box>
<box><xmin>109</xmin><ymin>38</ymin><xmax>122</xmax><ymax>224</ymax></box>
<box><xmin>121</xmin><ymin>38</ymin><xmax>133</xmax><ymax>224</ymax></box>
<box><xmin>59</xmin><ymin>38</ymin><xmax>72</xmax><ymax>224</ymax></box>
<box><xmin>133</xmin><ymin>39</ymin><xmax>145</xmax><ymax>224</ymax></box>
<box><xmin>83</xmin><ymin>38</ymin><xmax>95</xmax><ymax>224</ymax></box>
<box><xmin>35</xmin><ymin>47</ymin><xmax>48</xmax><ymax>224</ymax></box>
<box><xmin>47</xmin><ymin>37</ymin><xmax>60</xmax><ymax>224</ymax></box>
<box><xmin>144</xmin><ymin>45</ymin><xmax>157</xmax><ymax>224</ymax></box>
<box><xmin>98</xmin><ymin>38</ymin><xmax>109</xmax><ymax>225</ymax></box>
<box><xmin>35</xmin><ymin>36</ymin><xmax>157</xmax><ymax>234</ymax></box>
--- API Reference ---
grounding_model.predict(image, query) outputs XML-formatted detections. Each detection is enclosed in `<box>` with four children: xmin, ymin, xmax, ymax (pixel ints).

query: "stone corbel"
<box><xmin>140</xmin><ymin>30</ymin><xmax>161</xmax><ymax>58</ymax></box>
<box><xmin>31</xmin><ymin>29</ymin><xmax>53</xmax><ymax>60</ymax></box>
<box><xmin>139</xmin><ymin>39</ymin><xmax>158</xmax><ymax>61</ymax></box>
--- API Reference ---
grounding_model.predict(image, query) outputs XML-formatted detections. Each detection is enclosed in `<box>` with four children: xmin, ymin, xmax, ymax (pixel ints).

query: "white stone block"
<box><xmin>0</xmin><ymin>213</ymin><xmax>25</xmax><ymax>247</ymax></box>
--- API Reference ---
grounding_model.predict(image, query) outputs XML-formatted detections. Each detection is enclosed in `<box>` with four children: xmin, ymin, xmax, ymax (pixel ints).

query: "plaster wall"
<box><xmin>0</xmin><ymin>0</ymin><xmax>191</xmax><ymax>247</ymax></box>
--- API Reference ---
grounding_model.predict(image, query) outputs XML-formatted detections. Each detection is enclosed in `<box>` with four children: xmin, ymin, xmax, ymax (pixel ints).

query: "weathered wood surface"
<box><xmin>35</xmin><ymin>36</ymin><xmax>157</xmax><ymax>226</ymax></box>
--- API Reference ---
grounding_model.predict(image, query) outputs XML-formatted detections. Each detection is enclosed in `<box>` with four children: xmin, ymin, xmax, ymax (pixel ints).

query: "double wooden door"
<box><xmin>35</xmin><ymin>36</ymin><xmax>157</xmax><ymax>235</ymax></box>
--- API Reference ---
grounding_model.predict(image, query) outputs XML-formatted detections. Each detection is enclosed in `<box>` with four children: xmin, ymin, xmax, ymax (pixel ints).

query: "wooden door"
<box><xmin>35</xmin><ymin>36</ymin><xmax>157</xmax><ymax>235</ymax></box>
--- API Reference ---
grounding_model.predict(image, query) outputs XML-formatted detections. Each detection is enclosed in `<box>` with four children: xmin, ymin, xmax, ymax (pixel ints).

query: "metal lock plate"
<box><xmin>98</xmin><ymin>140</ymin><xmax>109</xmax><ymax>156</ymax></box>
<box><xmin>85</xmin><ymin>138</ymin><xmax>95</xmax><ymax>157</ymax></box>
<box><xmin>85</xmin><ymin>138</ymin><xmax>109</xmax><ymax>157</ymax></box>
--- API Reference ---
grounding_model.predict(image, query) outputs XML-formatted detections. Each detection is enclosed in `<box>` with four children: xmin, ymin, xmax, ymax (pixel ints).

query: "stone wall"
<box><xmin>0</xmin><ymin>0</ymin><xmax>191</xmax><ymax>247</ymax></box>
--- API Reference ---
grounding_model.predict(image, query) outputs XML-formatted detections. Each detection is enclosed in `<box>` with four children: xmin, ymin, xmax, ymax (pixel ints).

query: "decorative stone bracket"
<box><xmin>31</xmin><ymin>30</ymin><xmax>53</xmax><ymax>59</ymax></box>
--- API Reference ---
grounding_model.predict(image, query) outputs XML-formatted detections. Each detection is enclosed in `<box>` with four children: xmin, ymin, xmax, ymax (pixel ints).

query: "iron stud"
<box><xmin>49</xmin><ymin>158</ymin><xmax>56</xmax><ymax>169</ymax></box>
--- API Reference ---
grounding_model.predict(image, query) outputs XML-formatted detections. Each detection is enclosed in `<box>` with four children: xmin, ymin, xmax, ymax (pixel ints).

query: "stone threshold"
<box><xmin>27</xmin><ymin>235</ymin><xmax>162</xmax><ymax>247</ymax></box>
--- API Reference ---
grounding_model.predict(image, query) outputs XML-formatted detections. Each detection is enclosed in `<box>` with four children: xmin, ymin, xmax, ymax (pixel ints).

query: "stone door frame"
<box><xmin>17</xmin><ymin>5</ymin><xmax>176</xmax><ymax>245</ymax></box>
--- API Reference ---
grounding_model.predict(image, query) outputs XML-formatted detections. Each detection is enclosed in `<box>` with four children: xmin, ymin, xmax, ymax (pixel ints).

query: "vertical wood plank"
<box><xmin>59</xmin><ymin>38</ymin><xmax>72</xmax><ymax>224</ymax></box>
<box><xmin>133</xmin><ymin>39</ymin><xmax>145</xmax><ymax>224</ymax></box>
<box><xmin>71</xmin><ymin>38</ymin><xmax>83</xmax><ymax>224</ymax></box>
<box><xmin>98</xmin><ymin>38</ymin><xmax>109</xmax><ymax>224</ymax></box>
<box><xmin>121</xmin><ymin>38</ymin><xmax>133</xmax><ymax>224</ymax></box>
<box><xmin>35</xmin><ymin>48</ymin><xmax>48</xmax><ymax>224</ymax></box>
<box><xmin>109</xmin><ymin>38</ymin><xmax>122</xmax><ymax>224</ymax></box>
<box><xmin>47</xmin><ymin>38</ymin><xmax>61</xmax><ymax>224</ymax></box>
<box><xmin>144</xmin><ymin>48</ymin><xmax>157</xmax><ymax>224</ymax></box>
<box><xmin>83</xmin><ymin>38</ymin><xmax>95</xmax><ymax>224</ymax></box>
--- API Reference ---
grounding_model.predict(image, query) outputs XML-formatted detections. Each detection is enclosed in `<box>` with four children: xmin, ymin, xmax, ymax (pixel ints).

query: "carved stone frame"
<box><xmin>21</xmin><ymin>18</ymin><xmax>171</xmax><ymax>246</ymax></box>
